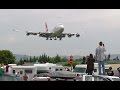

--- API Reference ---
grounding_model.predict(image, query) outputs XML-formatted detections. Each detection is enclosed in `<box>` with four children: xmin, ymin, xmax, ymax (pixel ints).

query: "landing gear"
<box><xmin>59</xmin><ymin>38</ymin><xmax>62</xmax><ymax>40</ymax></box>
<box><xmin>46</xmin><ymin>38</ymin><xmax>48</xmax><ymax>40</ymax></box>
<box><xmin>54</xmin><ymin>37</ymin><xmax>57</xmax><ymax>40</ymax></box>
<box><xmin>76</xmin><ymin>34</ymin><xmax>80</xmax><ymax>37</ymax></box>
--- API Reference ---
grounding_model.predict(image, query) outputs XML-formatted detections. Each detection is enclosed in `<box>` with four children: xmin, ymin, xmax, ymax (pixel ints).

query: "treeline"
<box><xmin>0</xmin><ymin>50</ymin><xmax>82</xmax><ymax>66</ymax></box>
<box><xmin>17</xmin><ymin>54</ymin><xmax>70</xmax><ymax>65</ymax></box>
<box><xmin>17</xmin><ymin>54</ymin><xmax>82</xmax><ymax>65</ymax></box>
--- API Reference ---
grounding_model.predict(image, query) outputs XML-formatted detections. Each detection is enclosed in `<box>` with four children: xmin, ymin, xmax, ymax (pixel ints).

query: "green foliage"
<box><xmin>0</xmin><ymin>50</ymin><xmax>16</xmax><ymax>65</ymax></box>
<box><xmin>33</xmin><ymin>56</ymin><xmax>36</xmax><ymax>62</ymax></box>
<box><xmin>62</xmin><ymin>62</ymin><xmax>79</xmax><ymax>69</ymax></box>
<box><xmin>53</xmin><ymin>54</ymin><xmax>62</xmax><ymax>63</ymax></box>
<box><xmin>16</xmin><ymin>53</ymin><xmax>82</xmax><ymax>65</ymax></box>
<box><xmin>17</xmin><ymin>58</ymin><xmax>24</xmax><ymax>65</ymax></box>
<box><xmin>105</xmin><ymin>60</ymin><xmax>120</xmax><ymax>64</ymax></box>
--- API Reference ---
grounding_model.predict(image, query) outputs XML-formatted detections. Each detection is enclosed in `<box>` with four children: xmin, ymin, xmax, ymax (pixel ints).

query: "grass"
<box><xmin>105</xmin><ymin>60</ymin><xmax>120</xmax><ymax>64</ymax></box>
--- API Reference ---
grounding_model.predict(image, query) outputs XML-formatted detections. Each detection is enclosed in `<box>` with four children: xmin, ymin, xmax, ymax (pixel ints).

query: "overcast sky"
<box><xmin>0</xmin><ymin>9</ymin><xmax>120</xmax><ymax>57</ymax></box>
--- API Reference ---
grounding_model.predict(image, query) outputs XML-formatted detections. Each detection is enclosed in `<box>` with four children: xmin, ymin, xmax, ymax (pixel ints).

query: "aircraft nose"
<box><xmin>60</xmin><ymin>25</ymin><xmax>64</xmax><ymax>30</ymax></box>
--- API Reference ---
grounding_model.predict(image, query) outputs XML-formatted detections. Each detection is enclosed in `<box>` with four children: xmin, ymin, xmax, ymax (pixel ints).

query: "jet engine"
<box><xmin>26</xmin><ymin>33</ymin><xmax>30</xmax><ymax>36</ymax></box>
<box><xmin>76</xmin><ymin>34</ymin><xmax>80</xmax><ymax>37</ymax></box>
<box><xmin>39</xmin><ymin>34</ymin><xmax>45</xmax><ymax>37</ymax></box>
<box><xmin>68</xmin><ymin>34</ymin><xmax>72</xmax><ymax>38</ymax></box>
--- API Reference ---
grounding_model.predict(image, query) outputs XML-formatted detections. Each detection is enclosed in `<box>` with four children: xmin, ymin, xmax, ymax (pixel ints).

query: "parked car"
<box><xmin>0</xmin><ymin>74</ymin><xmax>23</xmax><ymax>81</ymax></box>
<box><xmin>94</xmin><ymin>75</ymin><xmax>120</xmax><ymax>81</ymax></box>
<box><xmin>82</xmin><ymin>75</ymin><xmax>120</xmax><ymax>81</ymax></box>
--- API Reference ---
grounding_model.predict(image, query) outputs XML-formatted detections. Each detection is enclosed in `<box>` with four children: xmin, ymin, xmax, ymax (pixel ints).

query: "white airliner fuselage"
<box><xmin>51</xmin><ymin>24</ymin><xmax>64</xmax><ymax>37</ymax></box>
<box><xmin>26</xmin><ymin>23</ymin><xmax>80</xmax><ymax>40</ymax></box>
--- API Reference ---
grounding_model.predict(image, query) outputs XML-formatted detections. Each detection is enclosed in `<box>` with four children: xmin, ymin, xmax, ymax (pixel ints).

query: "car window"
<box><xmin>74</xmin><ymin>68</ymin><xmax>86</xmax><ymax>73</ymax></box>
<box><xmin>20</xmin><ymin>71</ymin><xmax>23</xmax><ymax>74</ymax></box>
<box><xmin>25</xmin><ymin>69</ymin><xmax>32</xmax><ymax>74</ymax></box>
<box><xmin>37</xmin><ymin>70</ymin><xmax>49</xmax><ymax>74</ymax></box>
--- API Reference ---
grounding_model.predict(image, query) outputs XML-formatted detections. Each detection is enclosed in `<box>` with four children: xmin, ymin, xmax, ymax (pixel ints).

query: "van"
<box><xmin>73</xmin><ymin>63</ymin><xmax>111</xmax><ymax>75</ymax></box>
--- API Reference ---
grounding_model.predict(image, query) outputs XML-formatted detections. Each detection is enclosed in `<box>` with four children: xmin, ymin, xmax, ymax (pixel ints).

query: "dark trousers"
<box><xmin>87</xmin><ymin>70</ymin><xmax>93</xmax><ymax>75</ymax></box>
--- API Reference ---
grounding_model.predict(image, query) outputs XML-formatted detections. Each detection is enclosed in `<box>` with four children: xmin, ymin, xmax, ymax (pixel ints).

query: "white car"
<box><xmin>82</xmin><ymin>75</ymin><xmax>120</xmax><ymax>81</ymax></box>
<box><xmin>99</xmin><ymin>75</ymin><xmax>120</xmax><ymax>81</ymax></box>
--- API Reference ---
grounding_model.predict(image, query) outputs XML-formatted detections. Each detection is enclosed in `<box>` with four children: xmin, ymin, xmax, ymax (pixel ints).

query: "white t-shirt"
<box><xmin>96</xmin><ymin>46</ymin><xmax>106</xmax><ymax>61</ymax></box>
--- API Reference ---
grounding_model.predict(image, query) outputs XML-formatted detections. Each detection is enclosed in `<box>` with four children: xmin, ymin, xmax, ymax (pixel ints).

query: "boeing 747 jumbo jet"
<box><xmin>26</xmin><ymin>22</ymin><xmax>80</xmax><ymax>40</ymax></box>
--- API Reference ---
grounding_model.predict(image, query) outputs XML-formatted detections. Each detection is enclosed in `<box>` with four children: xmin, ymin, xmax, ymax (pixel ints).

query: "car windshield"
<box><xmin>73</xmin><ymin>68</ymin><xmax>86</xmax><ymax>73</ymax></box>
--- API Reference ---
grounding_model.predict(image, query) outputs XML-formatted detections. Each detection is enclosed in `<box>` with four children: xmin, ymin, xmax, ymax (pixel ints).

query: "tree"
<box><xmin>0</xmin><ymin>50</ymin><xmax>16</xmax><ymax>65</ymax></box>
<box><xmin>47</xmin><ymin>56</ymin><xmax>50</xmax><ymax>62</ymax></box>
<box><xmin>63</xmin><ymin>62</ymin><xmax>78</xmax><ymax>69</ymax></box>
<box><xmin>38</xmin><ymin>55</ymin><xmax>42</xmax><ymax>63</ymax></box>
<box><xmin>61</xmin><ymin>57</ymin><xmax>68</xmax><ymax>62</ymax></box>
<box><xmin>33</xmin><ymin>56</ymin><xmax>36</xmax><ymax>62</ymax></box>
<box><xmin>29</xmin><ymin>56</ymin><xmax>32</xmax><ymax>62</ymax></box>
<box><xmin>54</xmin><ymin>54</ymin><xmax>62</xmax><ymax>63</ymax></box>
<box><xmin>81</xmin><ymin>56</ymin><xmax>86</xmax><ymax>64</ymax></box>
<box><xmin>18</xmin><ymin>59</ymin><xmax>24</xmax><ymax>65</ymax></box>
<box><xmin>107</xmin><ymin>54</ymin><xmax>111</xmax><ymax>61</ymax></box>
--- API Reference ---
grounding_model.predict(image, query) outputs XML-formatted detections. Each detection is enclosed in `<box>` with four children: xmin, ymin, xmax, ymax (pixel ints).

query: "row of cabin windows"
<box><xmin>55</xmin><ymin>69</ymin><xmax>63</xmax><ymax>71</ymax></box>
<box><xmin>12</xmin><ymin>70</ymin><xmax>32</xmax><ymax>74</ymax></box>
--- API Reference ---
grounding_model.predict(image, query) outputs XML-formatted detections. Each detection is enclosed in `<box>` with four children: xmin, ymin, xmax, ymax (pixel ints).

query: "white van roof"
<box><xmin>76</xmin><ymin>63</ymin><xmax>111</xmax><ymax>68</ymax></box>
<box><xmin>11</xmin><ymin>66</ymin><xmax>36</xmax><ymax>69</ymax></box>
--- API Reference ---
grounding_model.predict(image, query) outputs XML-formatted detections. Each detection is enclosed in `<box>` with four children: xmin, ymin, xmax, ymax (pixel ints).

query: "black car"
<box><xmin>0</xmin><ymin>74</ymin><xmax>23</xmax><ymax>81</ymax></box>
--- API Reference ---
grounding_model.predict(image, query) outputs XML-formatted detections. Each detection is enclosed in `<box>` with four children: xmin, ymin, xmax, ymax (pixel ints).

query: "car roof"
<box><xmin>103</xmin><ymin>76</ymin><xmax>119</xmax><ymax>78</ymax></box>
<box><xmin>93</xmin><ymin>75</ymin><xmax>119</xmax><ymax>78</ymax></box>
<box><xmin>34</xmin><ymin>77</ymin><xmax>50</xmax><ymax>78</ymax></box>
<box><xmin>3</xmin><ymin>74</ymin><xmax>16</xmax><ymax>77</ymax></box>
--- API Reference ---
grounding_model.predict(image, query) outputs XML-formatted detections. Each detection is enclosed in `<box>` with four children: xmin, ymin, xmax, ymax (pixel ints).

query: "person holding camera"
<box><xmin>95</xmin><ymin>41</ymin><xmax>106</xmax><ymax>75</ymax></box>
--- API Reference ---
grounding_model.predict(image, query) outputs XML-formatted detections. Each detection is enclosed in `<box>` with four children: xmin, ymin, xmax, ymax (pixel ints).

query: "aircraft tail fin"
<box><xmin>45</xmin><ymin>22</ymin><xmax>48</xmax><ymax>32</ymax></box>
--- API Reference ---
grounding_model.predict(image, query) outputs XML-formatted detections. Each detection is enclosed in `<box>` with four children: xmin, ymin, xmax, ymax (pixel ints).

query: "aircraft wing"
<box><xmin>39</xmin><ymin>32</ymin><xmax>53</xmax><ymax>38</ymax></box>
<box><xmin>39</xmin><ymin>32</ymin><xmax>80</xmax><ymax>40</ymax></box>
<box><xmin>62</xmin><ymin>33</ymin><xmax>80</xmax><ymax>38</ymax></box>
<box><xmin>26</xmin><ymin>31</ymin><xmax>40</xmax><ymax>36</ymax></box>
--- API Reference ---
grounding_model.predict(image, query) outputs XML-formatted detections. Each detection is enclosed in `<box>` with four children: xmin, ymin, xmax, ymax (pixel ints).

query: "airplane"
<box><xmin>26</xmin><ymin>22</ymin><xmax>80</xmax><ymax>40</ymax></box>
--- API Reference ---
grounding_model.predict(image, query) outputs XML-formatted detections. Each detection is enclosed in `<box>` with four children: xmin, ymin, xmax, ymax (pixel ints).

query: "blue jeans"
<box><xmin>98</xmin><ymin>61</ymin><xmax>105</xmax><ymax>75</ymax></box>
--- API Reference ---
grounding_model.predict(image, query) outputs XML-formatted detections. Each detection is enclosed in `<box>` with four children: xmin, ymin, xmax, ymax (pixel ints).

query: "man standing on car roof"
<box><xmin>95</xmin><ymin>41</ymin><xmax>106</xmax><ymax>75</ymax></box>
